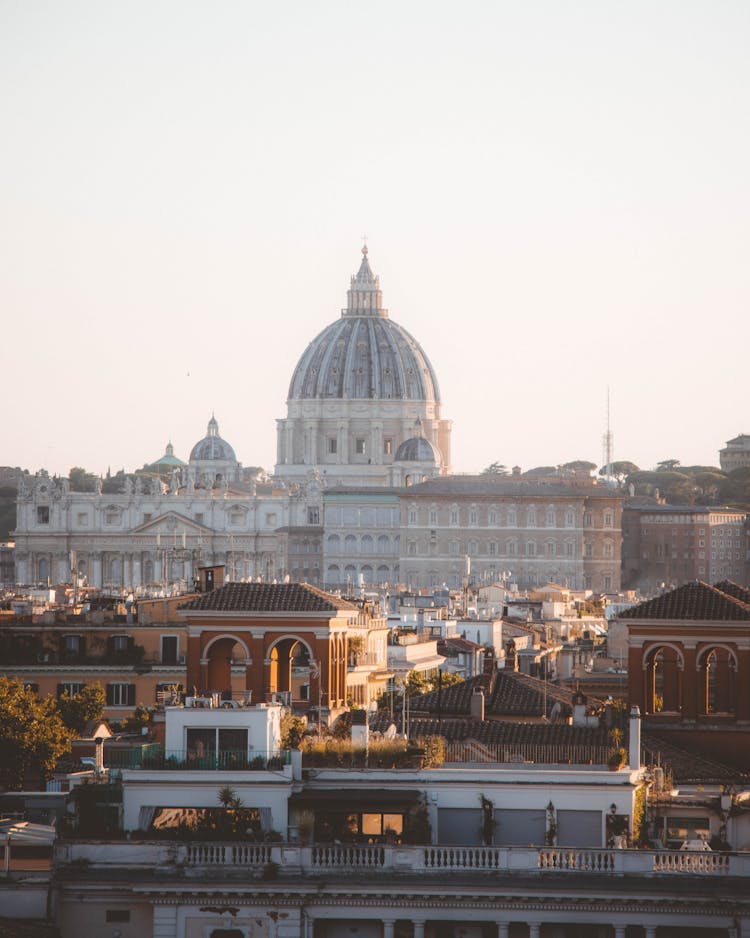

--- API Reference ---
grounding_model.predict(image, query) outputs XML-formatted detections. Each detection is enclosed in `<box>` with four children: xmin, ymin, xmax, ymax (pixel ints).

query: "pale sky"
<box><xmin>2</xmin><ymin>2</ymin><xmax>748</xmax><ymax>479</ymax></box>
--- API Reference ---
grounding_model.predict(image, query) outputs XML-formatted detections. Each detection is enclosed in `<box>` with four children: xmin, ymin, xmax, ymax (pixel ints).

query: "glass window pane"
<box><xmin>361</xmin><ymin>813</ymin><xmax>382</xmax><ymax>835</ymax></box>
<box><xmin>383</xmin><ymin>814</ymin><xmax>403</xmax><ymax>834</ymax></box>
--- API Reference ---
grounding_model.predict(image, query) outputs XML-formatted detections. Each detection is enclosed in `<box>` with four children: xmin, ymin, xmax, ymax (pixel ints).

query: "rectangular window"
<box><xmin>604</xmin><ymin>575</ymin><xmax>612</xmax><ymax>591</ymax></box>
<box><xmin>328</xmin><ymin>438</ymin><xmax>337</xmax><ymax>455</ymax></box>
<box><xmin>143</xmin><ymin>513</ymin><xmax>152</xmax><ymax>523</ymax></box>
<box><xmin>489</xmin><ymin>542</ymin><xmax>497</xmax><ymax>555</ymax></box>
<box><xmin>161</xmin><ymin>635</ymin><xmax>179</xmax><ymax>665</ymax></box>
<box><xmin>37</xmin><ymin>506</ymin><xmax>49</xmax><ymax>524</ymax></box>
<box><xmin>194</xmin><ymin>512</ymin><xmax>204</xmax><ymax>524</ymax></box>
<box><xmin>106</xmin><ymin>683</ymin><xmax>135</xmax><ymax>707</ymax></box>
<box><xmin>106</xmin><ymin>911</ymin><xmax>131</xmax><ymax>924</ymax></box>
<box><xmin>57</xmin><ymin>682</ymin><xmax>85</xmax><ymax>699</ymax></box>
<box><xmin>77</xmin><ymin>512</ymin><xmax>88</xmax><ymax>526</ymax></box>
<box><xmin>355</xmin><ymin>438</ymin><xmax>366</xmax><ymax>455</ymax></box>
<box><xmin>383</xmin><ymin>439</ymin><xmax>393</xmax><ymax>455</ymax></box>
<box><xmin>307</xmin><ymin>507</ymin><xmax>320</xmax><ymax>525</ymax></box>
<box><xmin>583</xmin><ymin>512</ymin><xmax>592</xmax><ymax>527</ymax></box>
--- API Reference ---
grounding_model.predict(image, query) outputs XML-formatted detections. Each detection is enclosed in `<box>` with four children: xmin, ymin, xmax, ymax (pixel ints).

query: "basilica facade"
<box><xmin>12</xmin><ymin>249</ymin><xmax>623</xmax><ymax>594</ymax></box>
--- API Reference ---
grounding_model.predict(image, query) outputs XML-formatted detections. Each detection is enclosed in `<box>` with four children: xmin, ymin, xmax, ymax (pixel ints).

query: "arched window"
<box><xmin>361</xmin><ymin>534</ymin><xmax>374</xmax><ymax>555</ymax></box>
<box><xmin>344</xmin><ymin>535</ymin><xmax>357</xmax><ymax>556</ymax></box>
<box><xmin>327</xmin><ymin>534</ymin><xmax>340</xmax><ymax>553</ymax></box>
<box><xmin>377</xmin><ymin>534</ymin><xmax>390</xmax><ymax>555</ymax></box>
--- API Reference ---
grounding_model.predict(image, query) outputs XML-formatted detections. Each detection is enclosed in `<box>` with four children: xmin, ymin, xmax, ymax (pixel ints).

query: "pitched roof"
<box><xmin>370</xmin><ymin>712</ymin><xmax>611</xmax><ymax>751</ymax></box>
<box><xmin>409</xmin><ymin>671</ymin><xmax>602</xmax><ymax>719</ymax></box>
<box><xmin>180</xmin><ymin>582</ymin><xmax>358</xmax><ymax>614</ymax></box>
<box><xmin>713</xmin><ymin>580</ymin><xmax>750</xmax><ymax>606</ymax></box>
<box><xmin>643</xmin><ymin>733</ymin><xmax>749</xmax><ymax>785</ymax></box>
<box><xmin>617</xmin><ymin>581</ymin><xmax>750</xmax><ymax>621</ymax></box>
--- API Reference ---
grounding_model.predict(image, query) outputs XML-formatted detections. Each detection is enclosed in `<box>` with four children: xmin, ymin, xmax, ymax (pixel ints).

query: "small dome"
<box><xmin>151</xmin><ymin>441</ymin><xmax>186</xmax><ymax>469</ymax></box>
<box><xmin>189</xmin><ymin>416</ymin><xmax>237</xmax><ymax>462</ymax></box>
<box><xmin>394</xmin><ymin>436</ymin><xmax>441</xmax><ymax>463</ymax></box>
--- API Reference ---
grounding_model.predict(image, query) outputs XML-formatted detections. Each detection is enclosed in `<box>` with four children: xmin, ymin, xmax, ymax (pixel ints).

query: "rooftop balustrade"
<box><xmin>55</xmin><ymin>840</ymin><xmax>748</xmax><ymax>878</ymax></box>
<box><xmin>120</xmin><ymin>748</ymin><xmax>290</xmax><ymax>771</ymax></box>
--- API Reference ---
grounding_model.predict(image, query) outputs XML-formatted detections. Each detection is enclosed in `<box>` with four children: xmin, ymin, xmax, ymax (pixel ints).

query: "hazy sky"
<box><xmin>2</xmin><ymin>2</ymin><xmax>748</xmax><ymax>479</ymax></box>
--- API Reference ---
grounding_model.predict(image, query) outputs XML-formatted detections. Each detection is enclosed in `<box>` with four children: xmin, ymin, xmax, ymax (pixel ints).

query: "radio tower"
<box><xmin>602</xmin><ymin>387</ymin><xmax>614</xmax><ymax>482</ymax></box>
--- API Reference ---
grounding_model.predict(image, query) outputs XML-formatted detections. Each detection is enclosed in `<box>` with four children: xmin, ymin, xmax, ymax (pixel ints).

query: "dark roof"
<box><xmin>180</xmin><ymin>582</ymin><xmax>357</xmax><ymax>614</ymax></box>
<box><xmin>713</xmin><ymin>580</ymin><xmax>750</xmax><ymax>606</ymax></box>
<box><xmin>439</xmin><ymin>637</ymin><xmax>483</xmax><ymax>653</ymax></box>
<box><xmin>409</xmin><ymin>671</ymin><xmax>603</xmax><ymax>720</ymax></box>
<box><xmin>369</xmin><ymin>712</ymin><xmax>610</xmax><ymax>750</ymax></box>
<box><xmin>617</xmin><ymin>582</ymin><xmax>750</xmax><ymax>621</ymax></box>
<box><xmin>643</xmin><ymin>733</ymin><xmax>749</xmax><ymax>785</ymax></box>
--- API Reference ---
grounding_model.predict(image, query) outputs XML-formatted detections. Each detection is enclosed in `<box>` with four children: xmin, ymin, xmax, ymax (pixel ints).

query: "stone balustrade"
<box><xmin>55</xmin><ymin>841</ymin><xmax>750</xmax><ymax>877</ymax></box>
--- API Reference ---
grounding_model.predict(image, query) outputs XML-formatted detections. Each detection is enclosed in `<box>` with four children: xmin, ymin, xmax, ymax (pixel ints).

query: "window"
<box><xmin>546</xmin><ymin>541</ymin><xmax>556</xmax><ymax>557</ymax></box>
<box><xmin>407</xmin><ymin>541</ymin><xmax>417</xmax><ymax>556</ymax></box>
<box><xmin>106</xmin><ymin>683</ymin><xmax>135</xmax><ymax>706</ymax></box>
<box><xmin>604</xmin><ymin>512</ymin><xmax>613</xmax><ymax>528</ymax></box>
<box><xmin>467</xmin><ymin>540</ymin><xmax>478</xmax><ymax>556</ymax></box>
<box><xmin>77</xmin><ymin>512</ymin><xmax>88</xmax><ymax>526</ymax></box>
<box><xmin>104</xmin><ymin>508</ymin><xmax>119</xmax><ymax>525</ymax></box>
<box><xmin>583</xmin><ymin>512</ymin><xmax>592</xmax><ymax>527</ymax></box>
<box><xmin>507</xmin><ymin>509</ymin><xmax>517</xmax><ymax>526</ymax></box>
<box><xmin>526</xmin><ymin>541</ymin><xmax>536</xmax><ymax>557</ymax></box>
<box><xmin>449</xmin><ymin>540</ymin><xmax>460</xmax><ymax>555</ymax></box>
<box><xmin>584</xmin><ymin>542</ymin><xmax>593</xmax><ymax>558</ymax></box>
<box><xmin>106</xmin><ymin>911</ymin><xmax>131</xmax><ymax>924</ymax></box>
<box><xmin>37</xmin><ymin>506</ymin><xmax>49</xmax><ymax>524</ymax></box>
<box><xmin>565</xmin><ymin>511</ymin><xmax>575</xmax><ymax>527</ymax></box>
<box><xmin>489</xmin><ymin>510</ymin><xmax>498</xmax><ymax>525</ymax></box>
<box><xmin>328</xmin><ymin>437</ymin><xmax>337</xmax><ymax>455</ymax></box>
<box><xmin>112</xmin><ymin>635</ymin><xmax>131</xmax><ymax>653</ymax></box>
<box><xmin>604</xmin><ymin>575</ymin><xmax>612</xmax><ymax>591</ymax></box>
<box><xmin>408</xmin><ymin>508</ymin><xmax>417</xmax><ymax>524</ymax></box>
<box><xmin>546</xmin><ymin>510</ymin><xmax>555</xmax><ymax>527</ymax></box>
<box><xmin>527</xmin><ymin>510</ymin><xmax>537</xmax><ymax>527</ymax></box>
<box><xmin>565</xmin><ymin>542</ymin><xmax>574</xmax><ymax>558</ymax></box>
<box><xmin>489</xmin><ymin>541</ymin><xmax>498</xmax><ymax>556</ymax></box>
<box><xmin>355</xmin><ymin>438</ymin><xmax>367</xmax><ymax>455</ymax></box>
<box><xmin>507</xmin><ymin>540</ymin><xmax>517</xmax><ymax>556</ymax></box>
<box><xmin>449</xmin><ymin>507</ymin><xmax>459</xmax><ymax>526</ymax></box>
<box><xmin>383</xmin><ymin>439</ymin><xmax>393</xmax><ymax>455</ymax></box>
<box><xmin>265</xmin><ymin>513</ymin><xmax>277</xmax><ymax>526</ymax></box>
<box><xmin>429</xmin><ymin>509</ymin><xmax>438</xmax><ymax>525</ymax></box>
<box><xmin>57</xmin><ymin>682</ymin><xmax>85</xmax><ymax>699</ymax></box>
<box><xmin>307</xmin><ymin>507</ymin><xmax>320</xmax><ymax>525</ymax></box>
<box><xmin>469</xmin><ymin>510</ymin><xmax>478</xmax><ymax>526</ymax></box>
<box><xmin>195</xmin><ymin>512</ymin><xmax>204</xmax><ymax>524</ymax></box>
<box><xmin>604</xmin><ymin>542</ymin><xmax>614</xmax><ymax>559</ymax></box>
<box><xmin>162</xmin><ymin>635</ymin><xmax>179</xmax><ymax>664</ymax></box>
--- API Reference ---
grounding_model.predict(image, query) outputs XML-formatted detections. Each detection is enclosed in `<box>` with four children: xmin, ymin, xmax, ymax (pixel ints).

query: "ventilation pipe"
<box><xmin>629</xmin><ymin>705</ymin><xmax>641</xmax><ymax>770</ymax></box>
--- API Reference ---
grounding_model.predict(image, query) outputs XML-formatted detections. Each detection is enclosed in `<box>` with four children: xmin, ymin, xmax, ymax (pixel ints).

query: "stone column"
<box><xmin>383</xmin><ymin>921</ymin><xmax>396</xmax><ymax>938</ymax></box>
<box><xmin>528</xmin><ymin>925</ymin><xmax>541</xmax><ymax>938</ymax></box>
<box><xmin>614</xmin><ymin>926</ymin><xmax>626</xmax><ymax>938</ymax></box>
<box><xmin>132</xmin><ymin>554</ymin><xmax>142</xmax><ymax>587</ymax></box>
<box><xmin>92</xmin><ymin>553</ymin><xmax>103</xmax><ymax>588</ymax></box>
<box><xmin>682</xmin><ymin>643</ymin><xmax>698</xmax><ymax>720</ymax></box>
<box><xmin>643</xmin><ymin>927</ymin><xmax>657</xmax><ymax>938</ymax></box>
<box><xmin>496</xmin><ymin>925</ymin><xmax>509</xmax><ymax>938</ymax></box>
<box><xmin>412</xmin><ymin>921</ymin><xmax>425</xmax><ymax>938</ymax></box>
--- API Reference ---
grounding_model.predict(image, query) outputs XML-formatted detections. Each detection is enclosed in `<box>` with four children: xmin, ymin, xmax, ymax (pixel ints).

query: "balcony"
<box><xmin>56</xmin><ymin>840</ymin><xmax>747</xmax><ymax>878</ymax></box>
<box><xmin>121</xmin><ymin>748</ymin><xmax>290</xmax><ymax>771</ymax></box>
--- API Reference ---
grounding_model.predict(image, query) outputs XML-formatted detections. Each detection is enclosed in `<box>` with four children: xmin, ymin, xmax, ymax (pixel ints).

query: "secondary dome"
<box><xmin>288</xmin><ymin>246</ymin><xmax>441</xmax><ymax>402</ymax></box>
<box><xmin>394</xmin><ymin>435</ymin><xmax>441</xmax><ymax>464</ymax></box>
<box><xmin>189</xmin><ymin>416</ymin><xmax>237</xmax><ymax>462</ymax></box>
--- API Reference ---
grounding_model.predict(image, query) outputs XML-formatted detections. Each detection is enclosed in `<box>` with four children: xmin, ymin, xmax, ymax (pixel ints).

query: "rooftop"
<box><xmin>617</xmin><ymin>581</ymin><xmax>750</xmax><ymax>621</ymax></box>
<box><xmin>179</xmin><ymin>582</ymin><xmax>358</xmax><ymax>614</ymax></box>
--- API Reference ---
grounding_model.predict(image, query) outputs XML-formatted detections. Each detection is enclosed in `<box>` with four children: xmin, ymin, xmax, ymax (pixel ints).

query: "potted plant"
<box><xmin>608</xmin><ymin>747</ymin><xmax>627</xmax><ymax>770</ymax></box>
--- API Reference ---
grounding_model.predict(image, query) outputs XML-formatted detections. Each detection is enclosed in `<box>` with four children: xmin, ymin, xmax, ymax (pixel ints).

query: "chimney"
<box><xmin>351</xmin><ymin>709</ymin><xmax>369</xmax><ymax>749</ymax></box>
<box><xmin>629</xmin><ymin>705</ymin><xmax>641</xmax><ymax>770</ymax></box>
<box><xmin>470</xmin><ymin>687</ymin><xmax>485</xmax><ymax>721</ymax></box>
<box><xmin>571</xmin><ymin>690</ymin><xmax>587</xmax><ymax>726</ymax></box>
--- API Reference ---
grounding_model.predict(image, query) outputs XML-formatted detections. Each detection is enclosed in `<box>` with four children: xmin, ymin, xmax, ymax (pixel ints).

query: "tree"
<box><xmin>655</xmin><ymin>459</ymin><xmax>681</xmax><ymax>472</ymax></box>
<box><xmin>481</xmin><ymin>462</ymin><xmax>509</xmax><ymax>475</ymax></box>
<box><xmin>57</xmin><ymin>684</ymin><xmax>105</xmax><ymax>735</ymax></box>
<box><xmin>561</xmin><ymin>461</ymin><xmax>596</xmax><ymax>473</ymax></box>
<box><xmin>68</xmin><ymin>467</ymin><xmax>98</xmax><ymax>492</ymax></box>
<box><xmin>0</xmin><ymin>677</ymin><xmax>72</xmax><ymax>790</ymax></box>
<box><xmin>599</xmin><ymin>461</ymin><xmax>640</xmax><ymax>484</ymax></box>
<box><xmin>524</xmin><ymin>466</ymin><xmax>557</xmax><ymax>476</ymax></box>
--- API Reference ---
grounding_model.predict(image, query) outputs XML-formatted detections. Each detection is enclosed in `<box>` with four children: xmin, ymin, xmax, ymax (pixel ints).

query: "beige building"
<box><xmin>398</xmin><ymin>476</ymin><xmax>623</xmax><ymax>593</ymax></box>
<box><xmin>720</xmin><ymin>433</ymin><xmax>750</xmax><ymax>472</ymax></box>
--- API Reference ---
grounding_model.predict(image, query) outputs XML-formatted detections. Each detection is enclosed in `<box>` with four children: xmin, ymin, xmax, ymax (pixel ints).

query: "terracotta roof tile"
<box><xmin>180</xmin><ymin>582</ymin><xmax>357</xmax><ymax>614</ymax></box>
<box><xmin>618</xmin><ymin>581</ymin><xmax>750</xmax><ymax>621</ymax></box>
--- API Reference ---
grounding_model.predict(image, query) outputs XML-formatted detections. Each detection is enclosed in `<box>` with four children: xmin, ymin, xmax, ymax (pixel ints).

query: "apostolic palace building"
<box><xmin>12</xmin><ymin>248</ymin><xmax>622</xmax><ymax>595</ymax></box>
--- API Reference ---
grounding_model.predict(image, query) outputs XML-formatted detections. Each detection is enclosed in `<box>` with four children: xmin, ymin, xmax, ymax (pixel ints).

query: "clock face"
<box><xmin>40</xmin><ymin>485</ymin><xmax>47</xmax><ymax>494</ymax></box>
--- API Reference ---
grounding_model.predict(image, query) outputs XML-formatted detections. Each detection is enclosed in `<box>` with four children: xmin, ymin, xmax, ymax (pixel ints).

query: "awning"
<box><xmin>289</xmin><ymin>789</ymin><xmax>421</xmax><ymax>811</ymax></box>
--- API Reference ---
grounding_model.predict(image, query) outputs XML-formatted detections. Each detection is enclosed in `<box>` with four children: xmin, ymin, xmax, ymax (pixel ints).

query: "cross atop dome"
<box><xmin>345</xmin><ymin>245</ymin><xmax>387</xmax><ymax>317</ymax></box>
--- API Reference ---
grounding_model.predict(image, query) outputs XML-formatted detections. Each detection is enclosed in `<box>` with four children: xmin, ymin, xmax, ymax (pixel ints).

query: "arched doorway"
<box><xmin>268</xmin><ymin>637</ymin><xmax>314</xmax><ymax>706</ymax></box>
<box><xmin>644</xmin><ymin>644</ymin><xmax>683</xmax><ymax>714</ymax></box>
<box><xmin>203</xmin><ymin>636</ymin><xmax>250</xmax><ymax>699</ymax></box>
<box><xmin>698</xmin><ymin>646</ymin><xmax>736</xmax><ymax>715</ymax></box>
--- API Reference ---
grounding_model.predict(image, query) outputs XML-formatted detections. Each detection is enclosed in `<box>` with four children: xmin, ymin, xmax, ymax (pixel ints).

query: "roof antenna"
<box><xmin>602</xmin><ymin>387</ymin><xmax>614</xmax><ymax>482</ymax></box>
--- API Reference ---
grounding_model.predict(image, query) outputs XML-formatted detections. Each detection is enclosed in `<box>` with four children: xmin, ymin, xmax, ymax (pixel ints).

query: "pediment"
<box><xmin>130</xmin><ymin>511</ymin><xmax>213</xmax><ymax>535</ymax></box>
